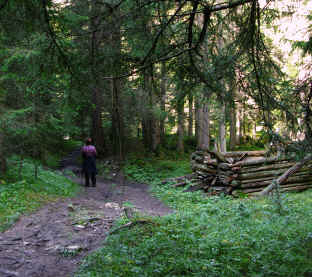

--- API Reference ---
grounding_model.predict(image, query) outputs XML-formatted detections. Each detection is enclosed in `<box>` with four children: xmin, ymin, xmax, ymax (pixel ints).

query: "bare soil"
<box><xmin>0</xmin><ymin>172</ymin><xmax>172</xmax><ymax>277</ymax></box>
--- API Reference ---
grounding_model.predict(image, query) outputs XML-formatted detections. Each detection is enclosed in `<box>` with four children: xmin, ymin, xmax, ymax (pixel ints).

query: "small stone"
<box><xmin>74</xmin><ymin>225</ymin><xmax>85</xmax><ymax>229</ymax></box>
<box><xmin>66</xmin><ymin>245</ymin><xmax>83</xmax><ymax>251</ymax></box>
<box><xmin>67</xmin><ymin>204</ymin><xmax>75</xmax><ymax>212</ymax></box>
<box><xmin>105</xmin><ymin>202</ymin><xmax>120</xmax><ymax>210</ymax></box>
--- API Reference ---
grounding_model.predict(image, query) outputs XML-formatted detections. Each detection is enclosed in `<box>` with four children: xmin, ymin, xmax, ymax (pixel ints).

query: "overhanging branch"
<box><xmin>141</xmin><ymin>0</ymin><xmax>187</xmax><ymax>65</ymax></box>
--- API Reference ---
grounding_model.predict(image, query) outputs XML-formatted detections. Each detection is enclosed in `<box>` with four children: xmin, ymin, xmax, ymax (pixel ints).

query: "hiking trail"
<box><xmin>0</xmin><ymin>157</ymin><xmax>172</xmax><ymax>277</ymax></box>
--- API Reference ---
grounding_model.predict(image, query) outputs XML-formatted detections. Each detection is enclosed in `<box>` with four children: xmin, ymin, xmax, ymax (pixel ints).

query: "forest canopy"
<box><xmin>0</xmin><ymin>0</ymin><xmax>311</xmax><ymax>165</ymax></box>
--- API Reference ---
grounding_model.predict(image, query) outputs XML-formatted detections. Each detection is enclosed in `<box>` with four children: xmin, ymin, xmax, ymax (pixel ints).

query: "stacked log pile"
<box><xmin>190</xmin><ymin>150</ymin><xmax>312</xmax><ymax>196</ymax></box>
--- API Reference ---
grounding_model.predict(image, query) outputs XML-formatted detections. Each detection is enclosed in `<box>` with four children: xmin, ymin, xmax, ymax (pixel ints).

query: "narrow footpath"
<box><xmin>0</xmin><ymin>172</ymin><xmax>172</xmax><ymax>277</ymax></box>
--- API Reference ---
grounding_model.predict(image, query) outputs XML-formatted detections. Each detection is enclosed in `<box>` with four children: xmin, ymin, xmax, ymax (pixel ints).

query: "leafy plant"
<box><xmin>0</xmin><ymin>156</ymin><xmax>79</xmax><ymax>232</ymax></box>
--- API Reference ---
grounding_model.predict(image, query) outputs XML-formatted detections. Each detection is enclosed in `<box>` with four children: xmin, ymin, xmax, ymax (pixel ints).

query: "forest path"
<box><xmin>0</xmin><ymin>172</ymin><xmax>172</xmax><ymax>277</ymax></box>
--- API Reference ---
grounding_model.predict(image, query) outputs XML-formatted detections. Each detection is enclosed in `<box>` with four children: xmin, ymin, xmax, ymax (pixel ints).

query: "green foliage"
<box><xmin>123</xmin><ymin>155</ymin><xmax>191</xmax><ymax>184</ymax></box>
<box><xmin>161</xmin><ymin>135</ymin><xmax>197</xmax><ymax>153</ymax></box>
<box><xmin>0</xmin><ymin>156</ymin><xmax>79</xmax><ymax>231</ymax></box>
<box><xmin>76</xmin><ymin>182</ymin><xmax>312</xmax><ymax>277</ymax></box>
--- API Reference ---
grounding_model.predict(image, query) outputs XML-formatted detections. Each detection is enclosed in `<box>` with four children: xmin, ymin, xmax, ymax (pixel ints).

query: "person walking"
<box><xmin>81</xmin><ymin>138</ymin><xmax>97</xmax><ymax>187</ymax></box>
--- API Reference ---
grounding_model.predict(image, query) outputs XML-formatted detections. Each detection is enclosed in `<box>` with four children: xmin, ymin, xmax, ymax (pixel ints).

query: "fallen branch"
<box><xmin>161</xmin><ymin>174</ymin><xmax>194</xmax><ymax>185</ymax></box>
<box><xmin>108</xmin><ymin>220</ymin><xmax>154</xmax><ymax>236</ymax></box>
<box><xmin>257</xmin><ymin>154</ymin><xmax>312</xmax><ymax>196</ymax></box>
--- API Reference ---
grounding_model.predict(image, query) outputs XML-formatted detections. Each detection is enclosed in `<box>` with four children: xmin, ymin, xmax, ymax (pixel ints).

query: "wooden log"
<box><xmin>219</xmin><ymin>174</ymin><xmax>238</xmax><ymax>185</ymax></box>
<box><xmin>239</xmin><ymin>162</ymin><xmax>295</xmax><ymax>174</ymax></box>
<box><xmin>232</xmin><ymin>183</ymin><xmax>312</xmax><ymax>195</ymax></box>
<box><xmin>281</xmin><ymin>181</ymin><xmax>312</xmax><ymax>189</ymax></box>
<box><xmin>174</xmin><ymin>181</ymin><xmax>188</xmax><ymax>187</ymax></box>
<box><xmin>240</xmin><ymin>170</ymin><xmax>312</xmax><ymax>184</ymax></box>
<box><xmin>238</xmin><ymin>169</ymin><xmax>287</xmax><ymax>180</ymax></box>
<box><xmin>207</xmin><ymin>150</ymin><xmax>228</xmax><ymax>163</ymax></box>
<box><xmin>246</xmin><ymin>185</ymin><xmax>312</xmax><ymax>196</ymax></box>
<box><xmin>236</xmin><ymin>153</ymin><xmax>248</xmax><ymax>162</ymax></box>
<box><xmin>258</xmin><ymin>154</ymin><xmax>312</xmax><ymax>196</ymax></box>
<box><xmin>203</xmin><ymin>159</ymin><xmax>218</xmax><ymax>166</ymax></box>
<box><xmin>191</xmin><ymin>164</ymin><xmax>217</xmax><ymax>174</ymax></box>
<box><xmin>232</xmin><ymin>187</ymin><xmax>263</xmax><ymax>196</ymax></box>
<box><xmin>218</xmin><ymin>163</ymin><xmax>231</xmax><ymax>171</ymax></box>
<box><xmin>222</xmin><ymin>151</ymin><xmax>266</xmax><ymax>157</ymax></box>
<box><xmin>192</xmin><ymin>156</ymin><xmax>204</xmax><ymax>163</ymax></box>
<box><xmin>239</xmin><ymin>183</ymin><xmax>312</xmax><ymax>194</ymax></box>
<box><xmin>240</xmin><ymin>176</ymin><xmax>312</xmax><ymax>189</ymax></box>
<box><xmin>183</xmin><ymin>183</ymin><xmax>206</xmax><ymax>192</ymax></box>
<box><xmin>230</xmin><ymin>180</ymin><xmax>240</xmax><ymax>187</ymax></box>
<box><xmin>281</xmin><ymin>185</ymin><xmax>312</xmax><ymax>192</ymax></box>
<box><xmin>238</xmin><ymin>166</ymin><xmax>312</xmax><ymax>181</ymax></box>
<box><xmin>231</xmin><ymin>156</ymin><xmax>286</xmax><ymax>168</ymax></box>
<box><xmin>191</xmin><ymin>160</ymin><xmax>217</xmax><ymax>168</ymax></box>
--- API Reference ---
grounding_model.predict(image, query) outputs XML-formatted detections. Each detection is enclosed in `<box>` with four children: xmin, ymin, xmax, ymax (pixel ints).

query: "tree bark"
<box><xmin>90</xmin><ymin>0</ymin><xmax>105</xmax><ymax>153</ymax></box>
<box><xmin>229</xmin><ymin>99</ymin><xmax>237</xmax><ymax>150</ymax></box>
<box><xmin>160</xmin><ymin>62</ymin><xmax>167</xmax><ymax>144</ymax></box>
<box><xmin>219</xmin><ymin>102</ymin><xmax>226</xmax><ymax>152</ymax></box>
<box><xmin>0</xmin><ymin>130</ymin><xmax>7</xmax><ymax>175</ymax></box>
<box><xmin>199</xmin><ymin>102</ymin><xmax>210</xmax><ymax>150</ymax></box>
<box><xmin>195</xmin><ymin>96</ymin><xmax>201</xmax><ymax>143</ymax></box>
<box><xmin>111</xmin><ymin>77</ymin><xmax>124</xmax><ymax>160</ymax></box>
<box><xmin>110</xmin><ymin>6</ymin><xmax>125</xmax><ymax>160</ymax></box>
<box><xmin>188</xmin><ymin>94</ymin><xmax>193</xmax><ymax>137</ymax></box>
<box><xmin>177</xmin><ymin>97</ymin><xmax>185</xmax><ymax>153</ymax></box>
<box><xmin>237</xmin><ymin>102</ymin><xmax>243</xmax><ymax>144</ymax></box>
<box><xmin>142</xmin><ymin>69</ymin><xmax>154</xmax><ymax>151</ymax></box>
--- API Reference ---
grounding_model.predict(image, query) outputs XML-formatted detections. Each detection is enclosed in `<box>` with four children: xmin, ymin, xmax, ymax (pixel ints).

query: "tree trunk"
<box><xmin>219</xmin><ymin>102</ymin><xmax>226</xmax><ymax>152</ymax></box>
<box><xmin>237</xmin><ymin>102</ymin><xmax>243</xmax><ymax>144</ymax></box>
<box><xmin>90</xmin><ymin>0</ymin><xmax>105</xmax><ymax>153</ymax></box>
<box><xmin>152</xmin><ymin>89</ymin><xmax>160</xmax><ymax>153</ymax></box>
<box><xmin>188</xmin><ymin>94</ymin><xmax>193</xmax><ymax>137</ymax></box>
<box><xmin>198</xmin><ymin>102</ymin><xmax>210</xmax><ymax>150</ymax></box>
<box><xmin>229</xmin><ymin>99</ymin><xmax>237</xmax><ymax>150</ymax></box>
<box><xmin>195</xmin><ymin>97</ymin><xmax>201</xmax><ymax>146</ymax></box>
<box><xmin>160</xmin><ymin>62</ymin><xmax>167</xmax><ymax>144</ymax></box>
<box><xmin>110</xmin><ymin>6</ymin><xmax>125</xmax><ymax>160</ymax></box>
<box><xmin>177</xmin><ymin>97</ymin><xmax>185</xmax><ymax>153</ymax></box>
<box><xmin>111</xmin><ymin>77</ymin><xmax>124</xmax><ymax>160</ymax></box>
<box><xmin>91</xmin><ymin>85</ymin><xmax>105</xmax><ymax>152</ymax></box>
<box><xmin>142</xmin><ymin>68</ymin><xmax>156</xmax><ymax>152</ymax></box>
<box><xmin>0</xmin><ymin>130</ymin><xmax>6</xmax><ymax>175</ymax></box>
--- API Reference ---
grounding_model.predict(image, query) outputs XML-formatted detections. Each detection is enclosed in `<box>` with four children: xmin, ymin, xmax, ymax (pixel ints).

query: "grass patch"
<box><xmin>0</xmin><ymin>156</ymin><xmax>79</xmax><ymax>231</ymax></box>
<box><xmin>76</xmin><ymin>155</ymin><xmax>312</xmax><ymax>277</ymax></box>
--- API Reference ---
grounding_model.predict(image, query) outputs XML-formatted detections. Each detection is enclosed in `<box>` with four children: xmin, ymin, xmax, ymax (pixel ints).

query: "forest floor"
<box><xmin>0</xmin><ymin>170</ymin><xmax>172</xmax><ymax>277</ymax></box>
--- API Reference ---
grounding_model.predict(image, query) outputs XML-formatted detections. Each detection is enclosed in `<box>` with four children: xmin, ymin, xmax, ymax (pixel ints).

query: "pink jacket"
<box><xmin>82</xmin><ymin>145</ymin><xmax>97</xmax><ymax>157</ymax></box>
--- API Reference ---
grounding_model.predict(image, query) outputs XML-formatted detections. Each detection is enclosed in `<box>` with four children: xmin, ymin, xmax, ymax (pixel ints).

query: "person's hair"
<box><xmin>85</xmin><ymin>138</ymin><xmax>92</xmax><ymax>145</ymax></box>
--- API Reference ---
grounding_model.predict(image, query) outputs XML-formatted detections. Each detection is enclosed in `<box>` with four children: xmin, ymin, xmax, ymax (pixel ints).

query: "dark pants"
<box><xmin>85</xmin><ymin>172</ymin><xmax>96</xmax><ymax>187</ymax></box>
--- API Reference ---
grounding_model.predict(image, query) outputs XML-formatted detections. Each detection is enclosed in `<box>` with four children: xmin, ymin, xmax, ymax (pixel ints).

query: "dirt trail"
<box><xmin>0</xmin><ymin>172</ymin><xmax>172</xmax><ymax>277</ymax></box>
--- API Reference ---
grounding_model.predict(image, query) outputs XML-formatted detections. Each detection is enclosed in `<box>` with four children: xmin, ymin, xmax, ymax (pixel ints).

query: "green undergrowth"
<box><xmin>76</xmin><ymin>156</ymin><xmax>312</xmax><ymax>277</ymax></box>
<box><xmin>123</xmin><ymin>155</ymin><xmax>191</xmax><ymax>184</ymax></box>
<box><xmin>0</xmin><ymin>156</ymin><xmax>79</xmax><ymax>231</ymax></box>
